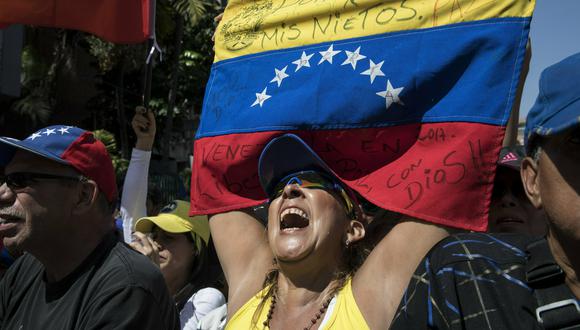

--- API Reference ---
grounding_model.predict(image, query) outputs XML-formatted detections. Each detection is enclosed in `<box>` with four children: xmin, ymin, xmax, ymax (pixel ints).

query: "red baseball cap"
<box><xmin>0</xmin><ymin>125</ymin><xmax>118</xmax><ymax>203</ymax></box>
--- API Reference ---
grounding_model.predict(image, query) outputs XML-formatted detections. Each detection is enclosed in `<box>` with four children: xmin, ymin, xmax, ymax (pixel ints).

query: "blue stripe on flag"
<box><xmin>197</xmin><ymin>17</ymin><xmax>529</xmax><ymax>139</ymax></box>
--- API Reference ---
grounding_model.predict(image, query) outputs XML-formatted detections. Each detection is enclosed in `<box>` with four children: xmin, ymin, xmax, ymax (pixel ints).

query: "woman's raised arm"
<box><xmin>353</xmin><ymin>216</ymin><xmax>451</xmax><ymax>329</ymax></box>
<box><xmin>209</xmin><ymin>209</ymin><xmax>273</xmax><ymax>316</ymax></box>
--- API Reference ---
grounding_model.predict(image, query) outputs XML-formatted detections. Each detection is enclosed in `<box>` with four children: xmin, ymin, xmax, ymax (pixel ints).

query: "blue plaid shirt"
<box><xmin>391</xmin><ymin>233</ymin><xmax>545</xmax><ymax>330</ymax></box>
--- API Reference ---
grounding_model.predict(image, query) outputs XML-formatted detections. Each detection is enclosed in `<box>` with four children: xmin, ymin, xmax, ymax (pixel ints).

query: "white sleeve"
<box><xmin>195</xmin><ymin>304</ymin><xmax>227</xmax><ymax>330</ymax></box>
<box><xmin>120</xmin><ymin>148</ymin><xmax>152</xmax><ymax>243</ymax></box>
<box><xmin>181</xmin><ymin>288</ymin><xmax>226</xmax><ymax>330</ymax></box>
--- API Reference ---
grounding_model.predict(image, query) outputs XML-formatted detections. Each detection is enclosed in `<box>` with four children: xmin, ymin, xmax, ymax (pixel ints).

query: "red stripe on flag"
<box><xmin>0</xmin><ymin>0</ymin><xmax>150</xmax><ymax>44</ymax></box>
<box><xmin>190</xmin><ymin>122</ymin><xmax>504</xmax><ymax>231</ymax></box>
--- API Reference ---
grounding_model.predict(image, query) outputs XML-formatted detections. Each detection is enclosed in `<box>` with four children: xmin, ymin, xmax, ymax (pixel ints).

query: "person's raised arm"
<box><xmin>353</xmin><ymin>215</ymin><xmax>451</xmax><ymax>329</ymax></box>
<box><xmin>120</xmin><ymin>107</ymin><xmax>156</xmax><ymax>243</ymax></box>
<box><xmin>209</xmin><ymin>209</ymin><xmax>273</xmax><ymax>316</ymax></box>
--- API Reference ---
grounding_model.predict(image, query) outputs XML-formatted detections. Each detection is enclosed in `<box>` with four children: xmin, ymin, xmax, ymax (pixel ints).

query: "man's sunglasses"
<box><xmin>271</xmin><ymin>171</ymin><xmax>356</xmax><ymax>219</ymax></box>
<box><xmin>0</xmin><ymin>172</ymin><xmax>86</xmax><ymax>190</ymax></box>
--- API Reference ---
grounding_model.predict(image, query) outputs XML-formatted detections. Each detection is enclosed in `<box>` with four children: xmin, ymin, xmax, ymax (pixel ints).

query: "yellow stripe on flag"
<box><xmin>215</xmin><ymin>0</ymin><xmax>534</xmax><ymax>62</ymax></box>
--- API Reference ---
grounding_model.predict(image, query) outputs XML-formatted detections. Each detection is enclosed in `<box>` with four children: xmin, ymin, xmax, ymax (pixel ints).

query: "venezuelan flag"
<box><xmin>191</xmin><ymin>0</ymin><xmax>535</xmax><ymax>231</ymax></box>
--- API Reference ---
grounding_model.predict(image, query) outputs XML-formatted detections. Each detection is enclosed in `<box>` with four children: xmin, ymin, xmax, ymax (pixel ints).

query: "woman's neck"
<box><xmin>164</xmin><ymin>271</ymin><xmax>190</xmax><ymax>297</ymax></box>
<box><xmin>276</xmin><ymin>271</ymin><xmax>334</xmax><ymax>306</ymax></box>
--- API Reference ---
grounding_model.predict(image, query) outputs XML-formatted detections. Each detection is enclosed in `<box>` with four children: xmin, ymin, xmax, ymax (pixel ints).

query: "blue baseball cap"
<box><xmin>258</xmin><ymin>134</ymin><xmax>336</xmax><ymax>197</ymax></box>
<box><xmin>0</xmin><ymin>125</ymin><xmax>118</xmax><ymax>202</ymax></box>
<box><xmin>258</xmin><ymin>134</ymin><xmax>362</xmax><ymax>219</ymax></box>
<box><xmin>525</xmin><ymin>52</ymin><xmax>580</xmax><ymax>152</ymax></box>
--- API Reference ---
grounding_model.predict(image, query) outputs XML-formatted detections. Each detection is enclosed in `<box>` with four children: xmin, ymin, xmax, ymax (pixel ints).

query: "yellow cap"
<box><xmin>135</xmin><ymin>200</ymin><xmax>210</xmax><ymax>251</ymax></box>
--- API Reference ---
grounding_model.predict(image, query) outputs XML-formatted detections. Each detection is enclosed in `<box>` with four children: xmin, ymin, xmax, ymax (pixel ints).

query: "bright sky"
<box><xmin>519</xmin><ymin>0</ymin><xmax>580</xmax><ymax>121</ymax></box>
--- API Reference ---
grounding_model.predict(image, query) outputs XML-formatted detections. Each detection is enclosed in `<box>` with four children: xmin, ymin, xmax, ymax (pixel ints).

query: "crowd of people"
<box><xmin>0</xmin><ymin>44</ymin><xmax>579</xmax><ymax>330</ymax></box>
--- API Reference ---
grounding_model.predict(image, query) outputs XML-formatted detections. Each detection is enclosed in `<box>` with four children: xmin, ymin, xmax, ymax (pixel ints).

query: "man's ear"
<box><xmin>73</xmin><ymin>180</ymin><xmax>99</xmax><ymax>215</ymax></box>
<box><xmin>346</xmin><ymin>219</ymin><xmax>365</xmax><ymax>244</ymax></box>
<box><xmin>521</xmin><ymin>156</ymin><xmax>542</xmax><ymax>209</ymax></box>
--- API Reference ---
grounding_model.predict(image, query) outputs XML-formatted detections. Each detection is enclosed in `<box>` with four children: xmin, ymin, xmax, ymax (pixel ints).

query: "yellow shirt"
<box><xmin>226</xmin><ymin>278</ymin><xmax>369</xmax><ymax>329</ymax></box>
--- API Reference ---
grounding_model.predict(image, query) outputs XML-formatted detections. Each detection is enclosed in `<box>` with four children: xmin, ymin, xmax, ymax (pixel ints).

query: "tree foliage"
<box><xmin>1</xmin><ymin>0</ymin><xmax>221</xmax><ymax>169</ymax></box>
<box><xmin>93</xmin><ymin>129</ymin><xmax>129</xmax><ymax>179</ymax></box>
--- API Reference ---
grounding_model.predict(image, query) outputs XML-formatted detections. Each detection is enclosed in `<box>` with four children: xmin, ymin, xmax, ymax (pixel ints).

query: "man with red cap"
<box><xmin>0</xmin><ymin>126</ymin><xmax>179</xmax><ymax>329</ymax></box>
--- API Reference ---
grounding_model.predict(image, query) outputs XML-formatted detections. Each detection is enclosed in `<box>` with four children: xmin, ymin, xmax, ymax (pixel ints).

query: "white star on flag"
<box><xmin>318</xmin><ymin>45</ymin><xmax>341</xmax><ymax>65</ymax></box>
<box><xmin>252</xmin><ymin>87</ymin><xmax>272</xmax><ymax>108</ymax></box>
<box><xmin>292</xmin><ymin>51</ymin><xmax>314</xmax><ymax>72</ymax></box>
<box><xmin>43</xmin><ymin>128</ymin><xmax>56</xmax><ymax>136</ymax></box>
<box><xmin>28</xmin><ymin>132</ymin><xmax>42</xmax><ymax>141</ymax></box>
<box><xmin>270</xmin><ymin>66</ymin><xmax>289</xmax><ymax>87</ymax></box>
<box><xmin>376</xmin><ymin>80</ymin><xmax>405</xmax><ymax>109</ymax></box>
<box><xmin>341</xmin><ymin>47</ymin><xmax>366</xmax><ymax>69</ymax></box>
<box><xmin>58</xmin><ymin>127</ymin><xmax>71</xmax><ymax>135</ymax></box>
<box><xmin>361</xmin><ymin>60</ymin><xmax>385</xmax><ymax>83</ymax></box>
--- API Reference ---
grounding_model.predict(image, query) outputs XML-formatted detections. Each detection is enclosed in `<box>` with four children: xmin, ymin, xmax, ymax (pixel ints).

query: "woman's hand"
<box><xmin>131</xmin><ymin>106</ymin><xmax>156</xmax><ymax>151</ymax></box>
<box><xmin>129</xmin><ymin>231</ymin><xmax>161</xmax><ymax>267</ymax></box>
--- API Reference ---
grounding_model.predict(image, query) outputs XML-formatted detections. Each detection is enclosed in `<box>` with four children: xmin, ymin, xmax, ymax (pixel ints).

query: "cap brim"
<box><xmin>258</xmin><ymin>134</ymin><xmax>338</xmax><ymax>197</ymax></box>
<box><xmin>497</xmin><ymin>161</ymin><xmax>521</xmax><ymax>171</ymax></box>
<box><xmin>135</xmin><ymin>213</ymin><xmax>210</xmax><ymax>245</ymax></box>
<box><xmin>526</xmin><ymin>98</ymin><xmax>580</xmax><ymax>151</ymax></box>
<box><xmin>0</xmin><ymin>137</ymin><xmax>69</xmax><ymax>166</ymax></box>
<box><xmin>135</xmin><ymin>214</ymin><xmax>192</xmax><ymax>235</ymax></box>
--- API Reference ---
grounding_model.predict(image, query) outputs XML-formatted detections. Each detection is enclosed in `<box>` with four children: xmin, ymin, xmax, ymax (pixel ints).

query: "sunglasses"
<box><xmin>271</xmin><ymin>171</ymin><xmax>356</xmax><ymax>219</ymax></box>
<box><xmin>0</xmin><ymin>172</ymin><xmax>86</xmax><ymax>190</ymax></box>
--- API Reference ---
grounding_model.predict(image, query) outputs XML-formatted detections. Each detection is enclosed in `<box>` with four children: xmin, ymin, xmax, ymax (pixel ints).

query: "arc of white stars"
<box><xmin>43</xmin><ymin>128</ymin><xmax>56</xmax><ymax>136</ymax></box>
<box><xmin>58</xmin><ymin>127</ymin><xmax>70</xmax><ymax>134</ymax></box>
<box><xmin>28</xmin><ymin>132</ymin><xmax>42</xmax><ymax>140</ymax></box>
<box><xmin>251</xmin><ymin>87</ymin><xmax>272</xmax><ymax>108</ymax></box>
<box><xmin>292</xmin><ymin>51</ymin><xmax>314</xmax><ymax>72</ymax></box>
<box><xmin>376</xmin><ymin>80</ymin><xmax>405</xmax><ymax>109</ymax></box>
<box><xmin>318</xmin><ymin>44</ymin><xmax>341</xmax><ymax>65</ymax></box>
<box><xmin>270</xmin><ymin>66</ymin><xmax>289</xmax><ymax>87</ymax></box>
<box><xmin>361</xmin><ymin>60</ymin><xmax>385</xmax><ymax>83</ymax></box>
<box><xmin>341</xmin><ymin>47</ymin><xmax>366</xmax><ymax>70</ymax></box>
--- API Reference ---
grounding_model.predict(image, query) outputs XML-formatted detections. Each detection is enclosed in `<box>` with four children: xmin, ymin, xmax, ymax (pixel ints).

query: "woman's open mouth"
<box><xmin>280</xmin><ymin>207</ymin><xmax>309</xmax><ymax>232</ymax></box>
